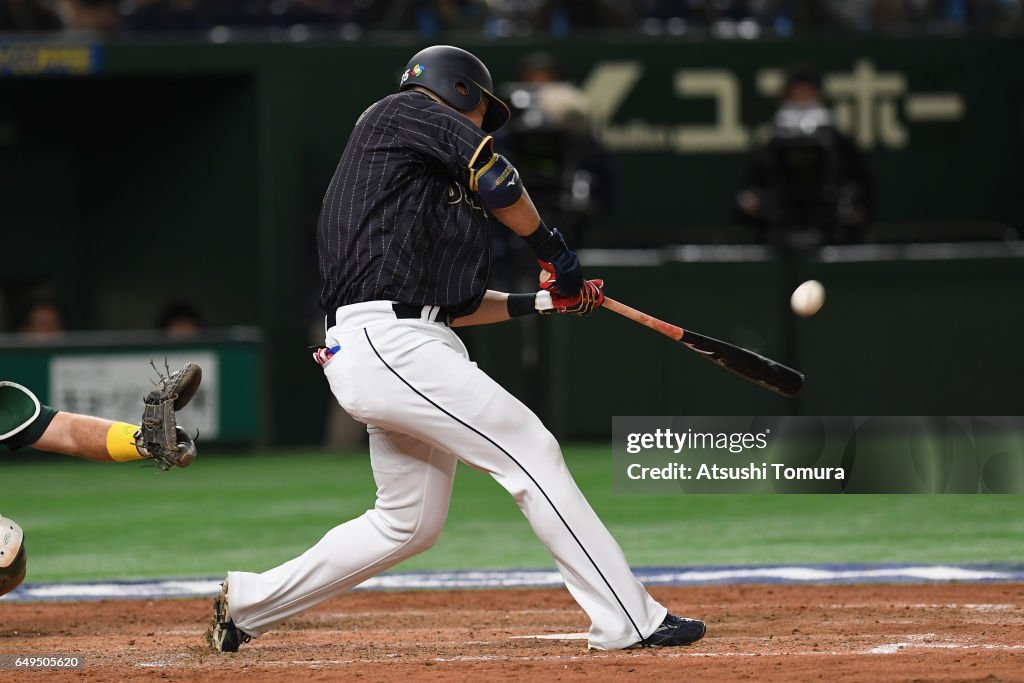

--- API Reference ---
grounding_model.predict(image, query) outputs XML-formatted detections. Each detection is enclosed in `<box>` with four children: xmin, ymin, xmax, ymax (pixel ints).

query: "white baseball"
<box><xmin>790</xmin><ymin>280</ymin><xmax>826</xmax><ymax>317</ymax></box>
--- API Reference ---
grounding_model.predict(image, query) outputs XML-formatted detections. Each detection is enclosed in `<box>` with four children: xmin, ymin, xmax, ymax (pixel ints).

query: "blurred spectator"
<box><xmin>490</xmin><ymin>51</ymin><xmax>614</xmax><ymax>286</ymax></box>
<box><xmin>347</xmin><ymin>0</ymin><xmax>482</xmax><ymax>34</ymax></box>
<box><xmin>58</xmin><ymin>0</ymin><xmax>119</xmax><ymax>34</ymax></box>
<box><xmin>634</xmin><ymin>0</ymin><xmax>1023</xmax><ymax>34</ymax></box>
<box><xmin>157</xmin><ymin>301</ymin><xmax>203</xmax><ymax>338</ymax></box>
<box><xmin>519</xmin><ymin>49</ymin><xmax>559</xmax><ymax>83</ymax></box>
<box><xmin>736</xmin><ymin>64</ymin><xmax>874</xmax><ymax>249</ymax></box>
<box><xmin>554</xmin><ymin>0</ymin><xmax>633</xmax><ymax>32</ymax></box>
<box><xmin>479</xmin><ymin>0</ymin><xmax>633</xmax><ymax>36</ymax></box>
<box><xmin>926</xmin><ymin>0</ymin><xmax>1022</xmax><ymax>28</ymax></box>
<box><xmin>823</xmin><ymin>0</ymin><xmax>1022</xmax><ymax>31</ymax></box>
<box><xmin>5</xmin><ymin>0</ymin><xmax>1013</xmax><ymax>35</ymax></box>
<box><xmin>18</xmin><ymin>299</ymin><xmax>65</xmax><ymax>340</ymax></box>
<box><xmin>633</xmin><ymin>0</ymin><xmax>834</xmax><ymax>35</ymax></box>
<box><xmin>119</xmin><ymin>0</ymin><xmax>199</xmax><ymax>32</ymax></box>
<box><xmin>0</xmin><ymin>0</ymin><xmax>63</xmax><ymax>30</ymax></box>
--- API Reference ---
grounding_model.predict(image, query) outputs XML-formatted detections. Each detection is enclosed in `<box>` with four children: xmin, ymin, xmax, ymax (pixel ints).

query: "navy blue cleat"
<box><xmin>630</xmin><ymin>614</ymin><xmax>707</xmax><ymax>648</ymax></box>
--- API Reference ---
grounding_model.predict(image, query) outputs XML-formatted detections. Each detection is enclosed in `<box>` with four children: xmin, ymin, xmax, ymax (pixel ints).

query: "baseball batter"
<box><xmin>0</xmin><ymin>364</ymin><xmax>201</xmax><ymax>596</ymax></box>
<box><xmin>210</xmin><ymin>45</ymin><xmax>705</xmax><ymax>652</ymax></box>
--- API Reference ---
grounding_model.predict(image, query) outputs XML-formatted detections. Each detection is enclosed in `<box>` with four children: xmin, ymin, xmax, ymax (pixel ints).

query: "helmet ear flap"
<box><xmin>450</xmin><ymin>78</ymin><xmax>483</xmax><ymax>111</ymax></box>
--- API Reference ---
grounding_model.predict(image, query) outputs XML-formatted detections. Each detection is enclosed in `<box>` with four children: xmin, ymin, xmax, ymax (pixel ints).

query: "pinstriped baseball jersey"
<box><xmin>317</xmin><ymin>90</ymin><xmax>492</xmax><ymax>317</ymax></box>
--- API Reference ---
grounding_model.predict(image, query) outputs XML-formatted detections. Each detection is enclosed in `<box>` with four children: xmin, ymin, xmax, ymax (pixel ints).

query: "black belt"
<box><xmin>392</xmin><ymin>303</ymin><xmax>453</xmax><ymax>326</ymax></box>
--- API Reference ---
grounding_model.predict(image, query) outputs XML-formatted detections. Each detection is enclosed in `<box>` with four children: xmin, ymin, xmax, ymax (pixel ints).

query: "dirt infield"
<box><xmin>2</xmin><ymin>583</ymin><xmax>1022</xmax><ymax>682</ymax></box>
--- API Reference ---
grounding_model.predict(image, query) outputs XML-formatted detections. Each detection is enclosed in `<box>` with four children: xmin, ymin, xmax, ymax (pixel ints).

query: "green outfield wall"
<box><xmin>1</xmin><ymin>37</ymin><xmax>1022</xmax><ymax>442</ymax></box>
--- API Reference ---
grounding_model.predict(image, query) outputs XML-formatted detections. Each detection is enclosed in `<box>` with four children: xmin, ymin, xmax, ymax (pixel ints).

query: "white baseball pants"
<box><xmin>226</xmin><ymin>301</ymin><xmax>666</xmax><ymax>650</ymax></box>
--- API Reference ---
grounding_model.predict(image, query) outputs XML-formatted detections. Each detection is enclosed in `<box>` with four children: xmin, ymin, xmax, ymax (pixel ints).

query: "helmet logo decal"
<box><xmin>401</xmin><ymin>64</ymin><xmax>425</xmax><ymax>84</ymax></box>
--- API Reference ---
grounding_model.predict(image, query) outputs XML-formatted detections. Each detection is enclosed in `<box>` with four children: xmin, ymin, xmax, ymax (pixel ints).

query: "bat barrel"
<box><xmin>601</xmin><ymin>295</ymin><xmax>805</xmax><ymax>397</ymax></box>
<box><xmin>681</xmin><ymin>330</ymin><xmax>805</xmax><ymax>397</ymax></box>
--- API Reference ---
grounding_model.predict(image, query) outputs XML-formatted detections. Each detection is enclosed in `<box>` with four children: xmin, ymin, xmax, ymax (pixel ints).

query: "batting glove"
<box><xmin>524</xmin><ymin>226</ymin><xmax>583</xmax><ymax>297</ymax></box>
<box><xmin>538</xmin><ymin>260</ymin><xmax>605</xmax><ymax>316</ymax></box>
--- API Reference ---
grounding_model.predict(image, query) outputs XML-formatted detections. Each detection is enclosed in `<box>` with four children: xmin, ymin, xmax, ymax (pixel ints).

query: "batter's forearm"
<box><xmin>488</xmin><ymin>185</ymin><xmax>581</xmax><ymax>297</ymax></box>
<box><xmin>489</xmin><ymin>190</ymin><xmax>544</xmax><ymax>238</ymax></box>
<box><xmin>451</xmin><ymin>290</ymin><xmax>512</xmax><ymax>327</ymax></box>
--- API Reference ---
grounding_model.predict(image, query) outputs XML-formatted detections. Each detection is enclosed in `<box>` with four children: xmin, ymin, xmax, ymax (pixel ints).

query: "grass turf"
<box><xmin>4</xmin><ymin>445</ymin><xmax>1022</xmax><ymax>582</ymax></box>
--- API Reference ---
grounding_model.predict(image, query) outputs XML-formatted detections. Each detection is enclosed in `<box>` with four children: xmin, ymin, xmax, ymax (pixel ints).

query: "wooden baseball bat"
<box><xmin>601</xmin><ymin>296</ymin><xmax>805</xmax><ymax>397</ymax></box>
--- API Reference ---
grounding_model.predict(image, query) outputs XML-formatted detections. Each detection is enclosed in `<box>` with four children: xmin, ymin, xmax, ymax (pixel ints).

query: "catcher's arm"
<box><xmin>2</xmin><ymin>365</ymin><xmax>199</xmax><ymax>469</ymax></box>
<box><xmin>34</xmin><ymin>412</ymin><xmax>138</xmax><ymax>462</ymax></box>
<box><xmin>32</xmin><ymin>410</ymin><xmax>198</xmax><ymax>469</ymax></box>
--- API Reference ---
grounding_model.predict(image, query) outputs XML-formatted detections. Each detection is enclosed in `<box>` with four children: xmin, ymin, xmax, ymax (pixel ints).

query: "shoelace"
<box><xmin>216</xmin><ymin>618</ymin><xmax>250</xmax><ymax>644</ymax></box>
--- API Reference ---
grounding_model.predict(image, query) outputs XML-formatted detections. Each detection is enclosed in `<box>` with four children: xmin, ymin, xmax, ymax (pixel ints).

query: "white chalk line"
<box><xmin>821</xmin><ymin>603</ymin><xmax>1018</xmax><ymax>611</ymax></box>
<box><xmin>865</xmin><ymin>633</ymin><xmax>1024</xmax><ymax>655</ymax></box>
<box><xmin>10</xmin><ymin>564</ymin><xmax>1023</xmax><ymax>602</ymax></box>
<box><xmin>429</xmin><ymin>652</ymin><xmax>819</xmax><ymax>661</ymax></box>
<box><xmin>133</xmin><ymin>640</ymin><xmax>1024</xmax><ymax>669</ymax></box>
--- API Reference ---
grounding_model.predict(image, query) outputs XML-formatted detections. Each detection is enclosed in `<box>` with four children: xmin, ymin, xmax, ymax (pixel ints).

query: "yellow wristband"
<box><xmin>106</xmin><ymin>422</ymin><xmax>144</xmax><ymax>462</ymax></box>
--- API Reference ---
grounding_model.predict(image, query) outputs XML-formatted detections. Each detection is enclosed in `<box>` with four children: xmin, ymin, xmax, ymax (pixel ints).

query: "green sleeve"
<box><xmin>3</xmin><ymin>405</ymin><xmax>59</xmax><ymax>449</ymax></box>
<box><xmin>0</xmin><ymin>382</ymin><xmax>60</xmax><ymax>450</ymax></box>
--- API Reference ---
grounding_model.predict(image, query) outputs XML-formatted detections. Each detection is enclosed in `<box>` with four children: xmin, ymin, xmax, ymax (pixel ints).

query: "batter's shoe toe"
<box><xmin>208</xmin><ymin>580</ymin><xmax>251</xmax><ymax>652</ymax></box>
<box><xmin>632</xmin><ymin>614</ymin><xmax>706</xmax><ymax>648</ymax></box>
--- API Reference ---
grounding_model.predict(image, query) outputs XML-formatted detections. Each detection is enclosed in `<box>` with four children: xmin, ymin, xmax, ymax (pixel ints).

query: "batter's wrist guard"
<box><xmin>525</xmin><ymin>225</ymin><xmax>583</xmax><ymax>297</ymax></box>
<box><xmin>507</xmin><ymin>293</ymin><xmax>541</xmax><ymax>318</ymax></box>
<box><xmin>523</xmin><ymin>222</ymin><xmax>560</xmax><ymax>256</ymax></box>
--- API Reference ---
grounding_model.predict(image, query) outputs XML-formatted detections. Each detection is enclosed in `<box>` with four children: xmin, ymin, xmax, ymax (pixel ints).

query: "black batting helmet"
<box><xmin>399</xmin><ymin>45</ymin><xmax>511</xmax><ymax>133</ymax></box>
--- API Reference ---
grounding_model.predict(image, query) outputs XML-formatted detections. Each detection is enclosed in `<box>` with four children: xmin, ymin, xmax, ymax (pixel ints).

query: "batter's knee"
<box><xmin>405</xmin><ymin>518</ymin><xmax>445</xmax><ymax>555</ymax></box>
<box><xmin>500</xmin><ymin>431</ymin><xmax>571</xmax><ymax>504</ymax></box>
<box><xmin>0</xmin><ymin>515</ymin><xmax>27</xmax><ymax>596</ymax></box>
<box><xmin>371</xmin><ymin>503</ymin><xmax>448</xmax><ymax>557</ymax></box>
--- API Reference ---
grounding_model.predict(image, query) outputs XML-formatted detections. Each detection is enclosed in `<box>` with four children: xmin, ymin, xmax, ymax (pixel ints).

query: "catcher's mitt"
<box><xmin>137</xmin><ymin>361</ymin><xmax>202</xmax><ymax>471</ymax></box>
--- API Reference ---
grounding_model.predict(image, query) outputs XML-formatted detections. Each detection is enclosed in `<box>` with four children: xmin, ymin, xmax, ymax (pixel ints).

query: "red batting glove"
<box><xmin>538</xmin><ymin>260</ymin><xmax>605</xmax><ymax>316</ymax></box>
<box><xmin>312</xmin><ymin>345</ymin><xmax>340</xmax><ymax>367</ymax></box>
